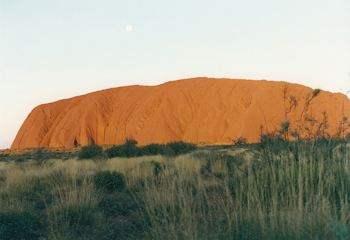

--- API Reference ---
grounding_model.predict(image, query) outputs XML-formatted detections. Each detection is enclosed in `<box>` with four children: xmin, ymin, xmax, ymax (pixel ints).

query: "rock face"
<box><xmin>11</xmin><ymin>78</ymin><xmax>350</xmax><ymax>150</ymax></box>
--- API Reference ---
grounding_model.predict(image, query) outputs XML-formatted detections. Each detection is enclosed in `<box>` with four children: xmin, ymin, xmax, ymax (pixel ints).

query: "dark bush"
<box><xmin>105</xmin><ymin>146</ymin><xmax>123</xmax><ymax>158</ymax></box>
<box><xmin>140</xmin><ymin>144</ymin><xmax>166</xmax><ymax>155</ymax></box>
<box><xmin>0</xmin><ymin>153</ymin><xmax>9</xmax><ymax>160</ymax></box>
<box><xmin>99</xmin><ymin>216</ymin><xmax>145</xmax><ymax>240</ymax></box>
<box><xmin>78</xmin><ymin>144</ymin><xmax>103</xmax><ymax>159</ymax></box>
<box><xmin>31</xmin><ymin>148</ymin><xmax>47</xmax><ymax>162</ymax></box>
<box><xmin>105</xmin><ymin>139</ymin><xmax>140</xmax><ymax>158</ymax></box>
<box><xmin>233</xmin><ymin>219</ymin><xmax>263</xmax><ymax>240</ymax></box>
<box><xmin>259</xmin><ymin>133</ymin><xmax>289</xmax><ymax>153</ymax></box>
<box><xmin>50</xmin><ymin>204</ymin><xmax>99</xmax><ymax>239</ymax></box>
<box><xmin>158</xmin><ymin>145</ymin><xmax>176</xmax><ymax>156</ymax></box>
<box><xmin>0</xmin><ymin>211</ymin><xmax>43</xmax><ymax>240</ymax></box>
<box><xmin>17</xmin><ymin>177</ymin><xmax>53</xmax><ymax>210</ymax></box>
<box><xmin>106</xmin><ymin>140</ymin><xmax>197</xmax><ymax>158</ymax></box>
<box><xmin>121</xmin><ymin>139</ymin><xmax>140</xmax><ymax>157</ymax></box>
<box><xmin>98</xmin><ymin>192</ymin><xmax>139</xmax><ymax>217</ymax></box>
<box><xmin>312</xmin><ymin>88</ymin><xmax>321</xmax><ymax>98</ymax></box>
<box><xmin>30</xmin><ymin>149</ymin><xmax>77</xmax><ymax>162</ymax></box>
<box><xmin>165</xmin><ymin>141</ymin><xmax>197</xmax><ymax>156</ymax></box>
<box><xmin>94</xmin><ymin>171</ymin><xmax>126</xmax><ymax>192</ymax></box>
<box><xmin>2</xmin><ymin>150</ymin><xmax>77</xmax><ymax>163</ymax></box>
<box><xmin>105</xmin><ymin>145</ymin><xmax>123</xmax><ymax>158</ymax></box>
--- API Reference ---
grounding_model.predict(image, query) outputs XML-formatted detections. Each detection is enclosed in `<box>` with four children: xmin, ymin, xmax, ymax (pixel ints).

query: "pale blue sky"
<box><xmin>0</xmin><ymin>0</ymin><xmax>349</xmax><ymax>148</ymax></box>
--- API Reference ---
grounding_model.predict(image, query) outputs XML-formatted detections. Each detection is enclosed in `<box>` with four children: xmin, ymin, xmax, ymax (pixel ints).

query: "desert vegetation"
<box><xmin>0</xmin><ymin>136</ymin><xmax>349</xmax><ymax>240</ymax></box>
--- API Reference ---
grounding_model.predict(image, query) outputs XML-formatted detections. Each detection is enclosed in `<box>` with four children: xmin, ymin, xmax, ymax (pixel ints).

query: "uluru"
<box><xmin>11</xmin><ymin>78</ymin><xmax>350</xmax><ymax>150</ymax></box>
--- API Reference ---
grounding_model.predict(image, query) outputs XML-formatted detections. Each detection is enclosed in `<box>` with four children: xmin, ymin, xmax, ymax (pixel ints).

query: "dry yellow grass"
<box><xmin>0</xmin><ymin>141</ymin><xmax>349</xmax><ymax>239</ymax></box>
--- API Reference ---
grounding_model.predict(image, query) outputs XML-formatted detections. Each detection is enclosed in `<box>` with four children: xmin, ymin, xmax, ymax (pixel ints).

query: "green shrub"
<box><xmin>98</xmin><ymin>192</ymin><xmax>139</xmax><ymax>217</ymax></box>
<box><xmin>17</xmin><ymin>177</ymin><xmax>53</xmax><ymax>210</ymax></box>
<box><xmin>140</xmin><ymin>144</ymin><xmax>166</xmax><ymax>155</ymax></box>
<box><xmin>99</xmin><ymin>216</ymin><xmax>145</xmax><ymax>240</ymax></box>
<box><xmin>31</xmin><ymin>148</ymin><xmax>47</xmax><ymax>162</ymax></box>
<box><xmin>312</xmin><ymin>88</ymin><xmax>321</xmax><ymax>98</ymax></box>
<box><xmin>2</xmin><ymin>150</ymin><xmax>77</xmax><ymax>163</ymax></box>
<box><xmin>106</xmin><ymin>140</ymin><xmax>197</xmax><ymax>158</ymax></box>
<box><xmin>94</xmin><ymin>171</ymin><xmax>126</xmax><ymax>192</ymax></box>
<box><xmin>105</xmin><ymin>139</ymin><xmax>140</xmax><ymax>158</ymax></box>
<box><xmin>165</xmin><ymin>141</ymin><xmax>197</xmax><ymax>156</ymax></box>
<box><xmin>158</xmin><ymin>145</ymin><xmax>176</xmax><ymax>156</ymax></box>
<box><xmin>233</xmin><ymin>219</ymin><xmax>263</xmax><ymax>240</ymax></box>
<box><xmin>49</xmin><ymin>204</ymin><xmax>99</xmax><ymax>239</ymax></box>
<box><xmin>121</xmin><ymin>139</ymin><xmax>140</xmax><ymax>157</ymax></box>
<box><xmin>259</xmin><ymin>133</ymin><xmax>289</xmax><ymax>153</ymax></box>
<box><xmin>0</xmin><ymin>211</ymin><xmax>43</xmax><ymax>240</ymax></box>
<box><xmin>59</xmin><ymin>205</ymin><xmax>96</xmax><ymax>229</ymax></box>
<box><xmin>78</xmin><ymin>144</ymin><xmax>103</xmax><ymax>159</ymax></box>
<box><xmin>331</xmin><ymin>220</ymin><xmax>350</xmax><ymax>240</ymax></box>
<box><xmin>105</xmin><ymin>145</ymin><xmax>123</xmax><ymax>158</ymax></box>
<box><xmin>0</xmin><ymin>153</ymin><xmax>9</xmax><ymax>160</ymax></box>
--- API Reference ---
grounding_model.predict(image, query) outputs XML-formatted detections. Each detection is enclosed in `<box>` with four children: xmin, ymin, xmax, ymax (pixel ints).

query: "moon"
<box><xmin>125</xmin><ymin>25</ymin><xmax>134</xmax><ymax>32</ymax></box>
